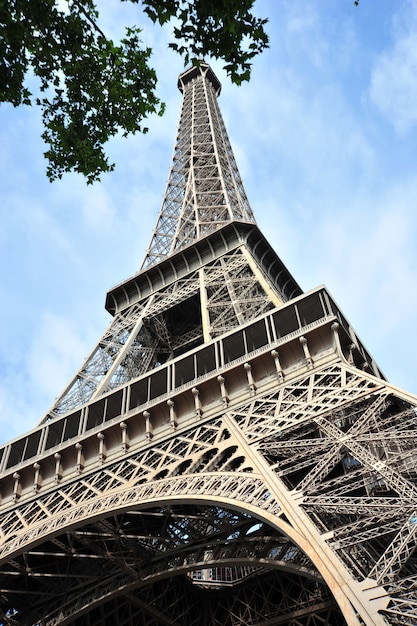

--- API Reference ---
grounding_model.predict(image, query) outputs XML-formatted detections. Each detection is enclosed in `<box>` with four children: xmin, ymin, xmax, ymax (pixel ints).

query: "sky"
<box><xmin>1</xmin><ymin>0</ymin><xmax>417</xmax><ymax>445</ymax></box>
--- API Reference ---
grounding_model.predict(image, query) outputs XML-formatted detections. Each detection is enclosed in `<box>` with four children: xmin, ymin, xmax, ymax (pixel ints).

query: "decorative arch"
<box><xmin>1</xmin><ymin>475</ymin><xmax>366</xmax><ymax>625</ymax></box>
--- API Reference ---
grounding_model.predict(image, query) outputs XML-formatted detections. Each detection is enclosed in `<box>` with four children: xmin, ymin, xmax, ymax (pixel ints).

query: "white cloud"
<box><xmin>28</xmin><ymin>312</ymin><xmax>88</xmax><ymax>402</ymax></box>
<box><xmin>80</xmin><ymin>186</ymin><xmax>116</xmax><ymax>232</ymax></box>
<box><xmin>370</xmin><ymin>3</ymin><xmax>417</xmax><ymax>132</ymax></box>
<box><xmin>0</xmin><ymin>312</ymin><xmax>95</xmax><ymax>440</ymax></box>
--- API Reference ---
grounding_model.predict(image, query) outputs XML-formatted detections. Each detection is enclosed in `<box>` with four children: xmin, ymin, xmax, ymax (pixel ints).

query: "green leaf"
<box><xmin>0</xmin><ymin>0</ymin><xmax>270</xmax><ymax>182</ymax></box>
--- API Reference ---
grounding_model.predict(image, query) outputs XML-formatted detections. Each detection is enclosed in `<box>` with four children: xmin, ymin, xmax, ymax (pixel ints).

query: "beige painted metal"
<box><xmin>1</xmin><ymin>62</ymin><xmax>416</xmax><ymax>625</ymax></box>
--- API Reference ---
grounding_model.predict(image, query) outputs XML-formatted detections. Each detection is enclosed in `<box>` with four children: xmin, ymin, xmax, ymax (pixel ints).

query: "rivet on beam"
<box><xmin>217</xmin><ymin>375</ymin><xmax>229</xmax><ymax>406</ymax></box>
<box><xmin>144</xmin><ymin>411</ymin><xmax>153</xmax><ymax>440</ymax></box>
<box><xmin>167</xmin><ymin>399</ymin><xmax>177</xmax><ymax>428</ymax></box>
<box><xmin>299</xmin><ymin>336</ymin><xmax>313</xmax><ymax>369</ymax></box>
<box><xmin>271</xmin><ymin>350</ymin><xmax>284</xmax><ymax>382</ymax></box>
<box><xmin>54</xmin><ymin>453</ymin><xmax>62</xmax><ymax>483</ymax></box>
<box><xmin>33</xmin><ymin>462</ymin><xmax>42</xmax><ymax>493</ymax></box>
<box><xmin>120</xmin><ymin>422</ymin><xmax>129</xmax><ymax>452</ymax></box>
<box><xmin>97</xmin><ymin>432</ymin><xmax>106</xmax><ymax>463</ymax></box>
<box><xmin>75</xmin><ymin>443</ymin><xmax>84</xmax><ymax>474</ymax></box>
<box><xmin>192</xmin><ymin>387</ymin><xmax>202</xmax><ymax>417</ymax></box>
<box><xmin>13</xmin><ymin>472</ymin><xmax>21</xmax><ymax>502</ymax></box>
<box><xmin>244</xmin><ymin>363</ymin><xmax>256</xmax><ymax>395</ymax></box>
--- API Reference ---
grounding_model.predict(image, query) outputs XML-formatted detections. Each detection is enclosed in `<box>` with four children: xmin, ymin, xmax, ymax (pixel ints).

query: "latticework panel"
<box><xmin>142</xmin><ymin>62</ymin><xmax>255</xmax><ymax>268</ymax></box>
<box><xmin>68</xmin><ymin>569</ymin><xmax>345</xmax><ymax>626</ymax></box>
<box><xmin>203</xmin><ymin>249</ymin><xmax>277</xmax><ymax>337</ymax></box>
<box><xmin>0</xmin><ymin>505</ymin><xmax>346</xmax><ymax>626</ymax></box>
<box><xmin>0</xmin><ymin>418</ymin><xmax>265</xmax><ymax>545</ymax></box>
<box><xmin>4</xmin><ymin>362</ymin><xmax>417</xmax><ymax>624</ymax></box>
<box><xmin>44</xmin><ymin>245</ymin><xmax>280</xmax><ymax>419</ymax></box>
<box><xmin>43</xmin><ymin>267</ymin><xmax>205</xmax><ymax>419</ymax></box>
<box><xmin>41</xmin><ymin>303</ymin><xmax>146</xmax><ymax>420</ymax></box>
<box><xmin>229</xmin><ymin>366</ymin><xmax>417</xmax><ymax>624</ymax></box>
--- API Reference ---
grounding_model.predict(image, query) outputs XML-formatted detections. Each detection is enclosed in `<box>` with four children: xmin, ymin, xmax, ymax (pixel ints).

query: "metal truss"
<box><xmin>2</xmin><ymin>63</ymin><xmax>417</xmax><ymax>626</ymax></box>
<box><xmin>43</xmin><ymin>245</ymin><xmax>279</xmax><ymax>420</ymax></box>
<box><xmin>0</xmin><ymin>391</ymin><xmax>348</xmax><ymax>625</ymax></box>
<box><xmin>203</xmin><ymin>249</ymin><xmax>277</xmax><ymax>337</ymax></box>
<box><xmin>2</xmin><ymin>362</ymin><xmax>417</xmax><ymax>624</ymax></box>
<box><xmin>39</xmin><ymin>62</ymin><xmax>296</xmax><ymax>422</ymax></box>
<box><xmin>142</xmin><ymin>62</ymin><xmax>255</xmax><ymax>268</ymax></box>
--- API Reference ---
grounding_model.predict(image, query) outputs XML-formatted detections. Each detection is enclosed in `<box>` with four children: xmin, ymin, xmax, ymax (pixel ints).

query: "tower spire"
<box><xmin>142</xmin><ymin>61</ymin><xmax>256</xmax><ymax>268</ymax></box>
<box><xmin>33</xmin><ymin>63</ymin><xmax>300</xmax><ymax>420</ymax></box>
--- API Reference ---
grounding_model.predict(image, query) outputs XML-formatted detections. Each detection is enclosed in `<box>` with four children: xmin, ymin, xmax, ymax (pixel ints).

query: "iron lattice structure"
<box><xmin>1</xmin><ymin>62</ymin><xmax>417</xmax><ymax>626</ymax></box>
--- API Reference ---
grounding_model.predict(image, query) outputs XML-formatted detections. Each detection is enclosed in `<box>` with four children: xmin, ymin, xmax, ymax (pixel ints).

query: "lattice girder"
<box><xmin>43</xmin><ymin>222</ymin><xmax>300</xmax><ymax>420</ymax></box>
<box><xmin>3</xmin><ymin>356</ymin><xmax>417</xmax><ymax>624</ymax></box>
<box><xmin>2</xmin><ymin>62</ymin><xmax>417</xmax><ymax>626</ymax></box>
<box><xmin>0</xmin><ymin>503</ymin><xmax>350</xmax><ymax>626</ymax></box>
<box><xmin>142</xmin><ymin>63</ymin><xmax>255</xmax><ymax>268</ymax></box>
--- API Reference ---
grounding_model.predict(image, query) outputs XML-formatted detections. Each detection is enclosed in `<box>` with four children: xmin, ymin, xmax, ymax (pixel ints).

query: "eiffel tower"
<box><xmin>1</xmin><ymin>61</ymin><xmax>417</xmax><ymax>626</ymax></box>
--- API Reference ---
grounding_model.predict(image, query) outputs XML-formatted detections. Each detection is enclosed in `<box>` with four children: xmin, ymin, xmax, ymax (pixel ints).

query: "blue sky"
<box><xmin>1</xmin><ymin>0</ymin><xmax>417</xmax><ymax>444</ymax></box>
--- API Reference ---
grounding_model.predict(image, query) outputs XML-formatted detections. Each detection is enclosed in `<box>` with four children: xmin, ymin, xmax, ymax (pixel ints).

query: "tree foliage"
<box><xmin>0</xmin><ymin>0</ymin><xmax>268</xmax><ymax>183</ymax></box>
